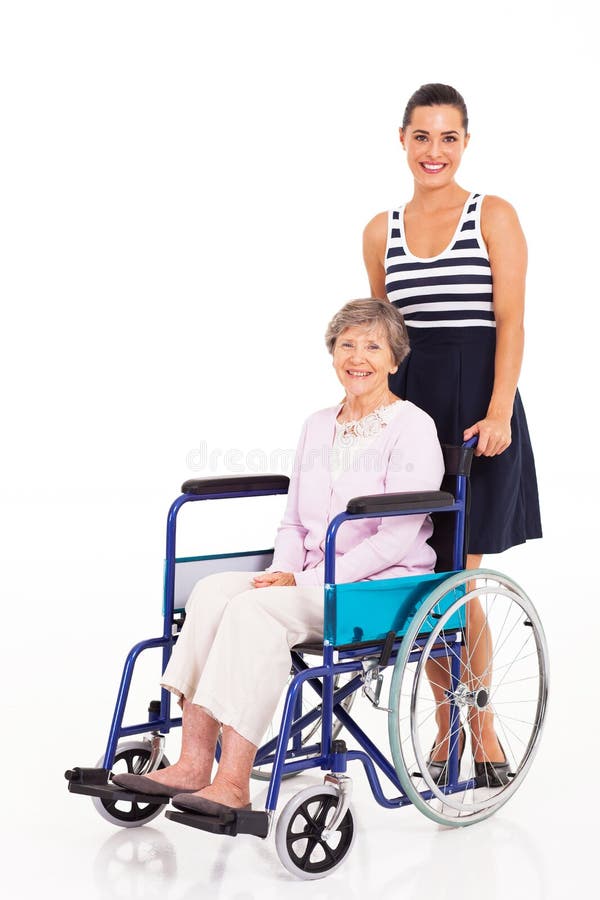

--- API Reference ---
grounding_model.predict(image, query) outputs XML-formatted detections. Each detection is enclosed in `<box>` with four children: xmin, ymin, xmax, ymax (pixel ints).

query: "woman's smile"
<box><xmin>420</xmin><ymin>161</ymin><xmax>447</xmax><ymax>174</ymax></box>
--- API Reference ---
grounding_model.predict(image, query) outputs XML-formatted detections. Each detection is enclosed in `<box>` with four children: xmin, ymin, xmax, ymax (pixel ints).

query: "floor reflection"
<box><xmin>94</xmin><ymin>826</ymin><xmax>178</xmax><ymax>899</ymax></box>
<box><xmin>374</xmin><ymin>814</ymin><xmax>548</xmax><ymax>900</ymax></box>
<box><xmin>89</xmin><ymin>786</ymin><xmax>547</xmax><ymax>897</ymax></box>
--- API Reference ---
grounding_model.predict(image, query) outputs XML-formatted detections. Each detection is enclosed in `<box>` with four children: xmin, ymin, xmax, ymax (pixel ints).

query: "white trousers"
<box><xmin>161</xmin><ymin>571</ymin><xmax>325</xmax><ymax>746</ymax></box>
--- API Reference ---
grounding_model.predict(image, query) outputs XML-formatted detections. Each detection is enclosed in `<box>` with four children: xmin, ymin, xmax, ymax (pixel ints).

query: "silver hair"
<box><xmin>325</xmin><ymin>299</ymin><xmax>410</xmax><ymax>366</ymax></box>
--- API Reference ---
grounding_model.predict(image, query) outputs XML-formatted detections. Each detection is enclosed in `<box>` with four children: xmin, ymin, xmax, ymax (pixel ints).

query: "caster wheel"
<box><xmin>92</xmin><ymin>740</ymin><xmax>171</xmax><ymax>828</ymax></box>
<box><xmin>275</xmin><ymin>785</ymin><xmax>356</xmax><ymax>880</ymax></box>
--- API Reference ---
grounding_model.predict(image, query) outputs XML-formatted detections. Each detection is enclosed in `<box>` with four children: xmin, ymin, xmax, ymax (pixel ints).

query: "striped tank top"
<box><xmin>385</xmin><ymin>192</ymin><xmax>495</xmax><ymax>329</ymax></box>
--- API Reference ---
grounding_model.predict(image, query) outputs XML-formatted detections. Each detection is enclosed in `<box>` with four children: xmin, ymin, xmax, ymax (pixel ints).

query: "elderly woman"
<box><xmin>112</xmin><ymin>299</ymin><xmax>444</xmax><ymax>815</ymax></box>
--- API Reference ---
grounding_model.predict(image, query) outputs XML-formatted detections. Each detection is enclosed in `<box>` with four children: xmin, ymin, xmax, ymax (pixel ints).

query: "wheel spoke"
<box><xmin>487</xmin><ymin>634</ymin><xmax>537</xmax><ymax>705</ymax></box>
<box><xmin>297</xmin><ymin>800</ymin><xmax>321</xmax><ymax>831</ymax></box>
<box><xmin>476</xmin><ymin>608</ymin><xmax>527</xmax><ymax>687</ymax></box>
<box><xmin>286</xmin><ymin>821</ymin><xmax>310</xmax><ymax>851</ymax></box>
<box><xmin>299</xmin><ymin>837</ymin><xmax>318</xmax><ymax>866</ymax></box>
<box><xmin>318</xmin><ymin>839</ymin><xmax>337</xmax><ymax>863</ymax></box>
<box><xmin>463</xmin><ymin>584</ymin><xmax>496</xmax><ymax>676</ymax></box>
<box><xmin>491</xmin><ymin>698</ymin><xmax>538</xmax><ymax>704</ymax></box>
<box><xmin>491</xmin><ymin>649</ymin><xmax>539</xmax><ymax>674</ymax></box>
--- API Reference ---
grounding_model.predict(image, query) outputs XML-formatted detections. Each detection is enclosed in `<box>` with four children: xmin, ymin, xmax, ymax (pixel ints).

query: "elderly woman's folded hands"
<box><xmin>253</xmin><ymin>572</ymin><xmax>296</xmax><ymax>588</ymax></box>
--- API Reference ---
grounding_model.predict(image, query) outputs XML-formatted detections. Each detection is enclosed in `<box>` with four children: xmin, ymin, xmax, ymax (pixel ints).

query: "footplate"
<box><xmin>65</xmin><ymin>767</ymin><xmax>171</xmax><ymax>805</ymax></box>
<box><xmin>165</xmin><ymin>807</ymin><xmax>269</xmax><ymax>839</ymax></box>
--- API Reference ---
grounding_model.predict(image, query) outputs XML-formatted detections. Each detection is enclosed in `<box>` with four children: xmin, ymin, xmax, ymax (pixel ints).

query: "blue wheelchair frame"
<box><xmin>91</xmin><ymin>439</ymin><xmax>473</xmax><ymax>820</ymax></box>
<box><xmin>66</xmin><ymin>439</ymin><xmax>477</xmax><ymax>845</ymax></box>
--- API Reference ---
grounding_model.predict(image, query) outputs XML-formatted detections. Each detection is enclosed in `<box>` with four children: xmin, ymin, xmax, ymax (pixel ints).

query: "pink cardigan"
<box><xmin>268</xmin><ymin>401</ymin><xmax>445</xmax><ymax>586</ymax></box>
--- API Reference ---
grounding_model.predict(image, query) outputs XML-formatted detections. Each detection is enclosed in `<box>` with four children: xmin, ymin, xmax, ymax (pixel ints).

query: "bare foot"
<box><xmin>187</xmin><ymin>777</ymin><xmax>249</xmax><ymax>808</ymax></box>
<box><xmin>142</xmin><ymin>763</ymin><xmax>210</xmax><ymax>792</ymax></box>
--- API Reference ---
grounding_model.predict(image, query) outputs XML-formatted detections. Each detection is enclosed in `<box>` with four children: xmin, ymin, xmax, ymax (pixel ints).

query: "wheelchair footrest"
<box><xmin>65</xmin><ymin>767</ymin><xmax>171</xmax><ymax>804</ymax></box>
<box><xmin>165</xmin><ymin>807</ymin><xmax>269</xmax><ymax>839</ymax></box>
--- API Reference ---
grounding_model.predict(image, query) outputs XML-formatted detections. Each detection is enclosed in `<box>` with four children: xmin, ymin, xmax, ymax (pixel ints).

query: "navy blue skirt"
<box><xmin>390</xmin><ymin>326</ymin><xmax>542</xmax><ymax>555</ymax></box>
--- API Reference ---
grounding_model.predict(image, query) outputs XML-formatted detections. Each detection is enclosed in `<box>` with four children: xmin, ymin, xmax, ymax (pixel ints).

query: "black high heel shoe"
<box><xmin>474</xmin><ymin>739</ymin><xmax>511</xmax><ymax>788</ymax></box>
<box><xmin>426</xmin><ymin>724</ymin><xmax>466</xmax><ymax>786</ymax></box>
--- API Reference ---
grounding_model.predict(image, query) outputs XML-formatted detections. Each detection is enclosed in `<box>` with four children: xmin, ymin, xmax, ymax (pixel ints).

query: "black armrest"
<box><xmin>181</xmin><ymin>475</ymin><xmax>290</xmax><ymax>496</ymax></box>
<box><xmin>346</xmin><ymin>490</ymin><xmax>455</xmax><ymax>515</ymax></box>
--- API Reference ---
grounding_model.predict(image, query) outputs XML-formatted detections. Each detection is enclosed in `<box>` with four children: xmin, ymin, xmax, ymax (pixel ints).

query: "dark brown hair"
<box><xmin>402</xmin><ymin>83</ymin><xmax>468</xmax><ymax>132</ymax></box>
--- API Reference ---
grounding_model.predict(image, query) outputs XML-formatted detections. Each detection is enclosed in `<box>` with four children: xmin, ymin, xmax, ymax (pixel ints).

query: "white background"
<box><xmin>1</xmin><ymin>1</ymin><xmax>597</xmax><ymax>897</ymax></box>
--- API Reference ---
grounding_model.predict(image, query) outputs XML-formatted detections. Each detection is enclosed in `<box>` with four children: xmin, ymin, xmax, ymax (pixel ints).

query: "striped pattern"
<box><xmin>385</xmin><ymin>193</ymin><xmax>495</xmax><ymax>329</ymax></box>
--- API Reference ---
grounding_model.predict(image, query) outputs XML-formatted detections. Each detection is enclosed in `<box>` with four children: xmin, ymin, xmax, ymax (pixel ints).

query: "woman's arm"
<box><xmin>463</xmin><ymin>195</ymin><xmax>527</xmax><ymax>456</ymax></box>
<box><xmin>294</xmin><ymin>413</ymin><xmax>444</xmax><ymax>586</ymax></box>
<box><xmin>362</xmin><ymin>212</ymin><xmax>389</xmax><ymax>299</ymax></box>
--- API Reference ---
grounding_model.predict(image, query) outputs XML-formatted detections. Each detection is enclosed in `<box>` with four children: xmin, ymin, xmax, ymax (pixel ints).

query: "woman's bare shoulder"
<box><xmin>363</xmin><ymin>210</ymin><xmax>389</xmax><ymax>245</ymax></box>
<box><xmin>481</xmin><ymin>195</ymin><xmax>521</xmax><ymax>227</ymax></box>
<box><xmin>481</xmin><ymin>195</ymin><xmax>524</xmax><ymax>244</ymax></box>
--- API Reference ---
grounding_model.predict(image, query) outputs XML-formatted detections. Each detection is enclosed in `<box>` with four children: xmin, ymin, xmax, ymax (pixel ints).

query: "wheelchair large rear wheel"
<box><xmin>92</xmin><ymin>740</ymin><xmax>171</xmax><ymax>827</ymax></box>
<box><xmin>388</xmin><ymin>569</ymin><xmax>548</xmax><ymax>827</ymax></box>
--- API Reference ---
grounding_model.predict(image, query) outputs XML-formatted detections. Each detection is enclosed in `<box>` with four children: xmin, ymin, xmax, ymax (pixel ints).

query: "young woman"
<box><xmin>363</xmin><ymin>83</ymin><xmax>542</xmax><ymax>783</ymax></box>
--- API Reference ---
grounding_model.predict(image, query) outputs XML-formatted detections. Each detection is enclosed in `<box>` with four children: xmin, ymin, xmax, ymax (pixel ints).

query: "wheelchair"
<box><xmin>65</xmin><ymin>438</ymin><xmax>548</xmax><ymax>880</ymax></box>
